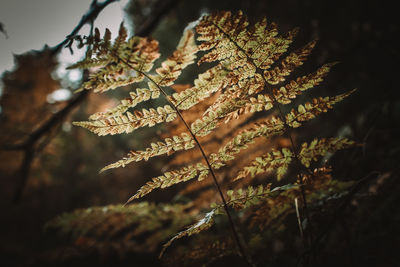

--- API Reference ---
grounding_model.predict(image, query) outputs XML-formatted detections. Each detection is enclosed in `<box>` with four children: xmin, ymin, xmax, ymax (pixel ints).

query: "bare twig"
<box><xmin>295</xmin><ymin>197</ymin><xmax>304</xmax><ymax>238</ymax></box>
<box><xmin>134</xmin><ymin>0</ymin><xmax>180</xmax><ymax>37</ymax></box>
<box><xmin>12</xmin><ymin>90</ymin><xmax>88</xmax><ymax>203</ymax></box>
<box><xmin>51</xmin><ymin>0</ymin><xmax>120</xmax><ymax>55</ymax></box>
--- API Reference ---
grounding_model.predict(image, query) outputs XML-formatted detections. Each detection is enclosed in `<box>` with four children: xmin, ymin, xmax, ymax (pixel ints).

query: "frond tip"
<box><xmin>235</xmin><ymin>148</ymin><xmax>294</xmax><ymax>181</ymax></box>
<box><xmin>89</xmin><ymin>83</ymin><xmax>161</xmax><ymax>120</ymax></box>
<box><xmin>69</xmin><ymin>24</ymin><xmax>160</xmax><ymax>93</ymax></box>
<box><xmin>125</xmin><ymin>163</ymin><xmax>209</xmax><ymax>204</ymax></box>
<box><xmin>299</xmin><ymin>137</ymin><xmax>356</xmax><ymax>167</ymax></box>
<box><xmin>100</xmin><ymin>133</ymin><xmax>195</xmax><ymax>172</ymax></box>
<box><xmin>151</xmin><ymin>29</ymin><xmax>198</xmax><ymax>86</ymax></box>
<box><xmin>286</xmin><ymin>89</ymin><xmax>357</xmax><ymax>128</ymax></box>
<box><xmin>160</xmin><ymin>209</ymin><xmax>216</xmax><ymax>258</ymax></box>
<box><xmin>225</xmin><ymin>184</ymin><xmax>299</xmax><ymax>210</ymax></box>
<box><xmin>73</xmin><ymin>105</ymin><xmax>177</xmax><ymax>136</ymax></box>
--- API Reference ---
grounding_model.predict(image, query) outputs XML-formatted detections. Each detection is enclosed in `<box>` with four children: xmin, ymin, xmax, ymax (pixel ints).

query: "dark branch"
<box><xmin>9</xmin><ymin>0</ymin><xmax>177</xmax><ymax>203</ymax></box>
<box><xmin>134</xmin><ymin>0</ymin><xmax>180</xmax><ymax>37</ymax></box>
<box><xmin>51</xmin><ymin>0</ymin><xmax>120</xmax><ymax>55</ymax></box>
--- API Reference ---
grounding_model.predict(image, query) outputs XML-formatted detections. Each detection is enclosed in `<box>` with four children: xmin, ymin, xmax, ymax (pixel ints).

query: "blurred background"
<box><xmin>0</xmin><ymin>0</ymin><xmax>399</xmax><ymax>266</ymax></box>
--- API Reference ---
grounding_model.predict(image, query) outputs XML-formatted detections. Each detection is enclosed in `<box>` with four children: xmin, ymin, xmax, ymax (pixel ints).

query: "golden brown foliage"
<box><xmin>69</xmin><ymin>10</ymin><xmax>357</xmax><ymax>257</ymax></box>
<box><xmin>45</xmin><ymin>202</ymin><xmax>195</xmax><ymax>254</ymax></box>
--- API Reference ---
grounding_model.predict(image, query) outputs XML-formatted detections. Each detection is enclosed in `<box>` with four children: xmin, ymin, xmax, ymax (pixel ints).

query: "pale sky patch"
<box><xmin>0</xmin><ymin>0</ymin><xmax>130</xmax><ymax>95</ymax></box>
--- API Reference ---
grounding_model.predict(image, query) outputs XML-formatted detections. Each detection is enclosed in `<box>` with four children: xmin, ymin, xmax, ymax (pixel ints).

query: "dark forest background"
<box><xmin>0</xmin><ymin>0</ymin><xmax>399</xmax><ymax>266</ymax></box>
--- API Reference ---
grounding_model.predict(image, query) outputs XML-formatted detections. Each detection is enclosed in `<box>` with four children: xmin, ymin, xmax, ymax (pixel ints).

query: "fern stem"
<box><xmin>269</xmin><ymin>97</ymin><xmax>314</xmax><ymax>248</ymax></box>
<box><xmin>115</xmin><ymin>56</ymin><xmax>253</xmax><ymax>266</ymax></box>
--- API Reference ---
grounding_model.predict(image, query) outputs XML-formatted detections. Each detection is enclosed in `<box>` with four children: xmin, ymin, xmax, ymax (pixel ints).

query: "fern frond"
<box><xmin>286</xmin><ymin>89</ymin><xmax>356</xmax><ymax>128</ymax></box>
<box><xmin>127</xmin><ymin>163</ymin><xmax>209</xmax><ymax>202</ymax></box>
<box><xmin>235</xmin><ymin>148</ymin><xmax>294</xmax><ymax>181</ymax></box>
<box><xmin>263</xmin><ymin>40</ymin><xmax>317</xmax><ymax>85</ymax></box>
<box><xmin>126</xmin><ymin>117</ymin><xmax>284</xmax><ymax>201</ymax></box>
<box><xmin>273</xmin><ymin>63</ymin><xmax>337</xmax><ymax>104</ymax></box>
<box><xmin>224</xmin><ymin>184</ymin><xmax>299</xmax><ymax>210</ymax></box>
<box><xmin>222</xmin><ymin>93</ymin><xmax>274</xmax><ymax>123</ymax></box>
<box><xmin>209</xmin><ymin>116</ymin><xmax>285</xmax><ymax>169</ymax></box>
<box><xmin>191</xmin><ymin>95</ymin><xmax>272</xmax><ymax>136</ymax></box>
<box><xmin>172</xmin><ymin>65</ymin><xmax>229</xmax><ymax>110</ymax></box>
<box><xmin>45</xmin><ymin>202</ymin><xmax>195</xmax><ymax>255</ymax></box>
<box><xmin>299</xmin><ymin>137</ymin><xmax>356</xmax><ymax>167</ymax></box>
<box><xmin>67</xmin><ymin>28</ymin><xmax>114</xmax><ymax>69</ymax></box>
<box><xmin>67</xmin><ymin>57</ymin><xmax>115</xmax><ymax>70</ymax></box>
<box><xmin>68</xmin><ymin>11</ymin><xmax>359</xmax><ymax>261</ymax></box>
<box><xmin>150</xmin><ymin>30</ymin><xmax>197</xmax><ymax>87</ymax></box>
<box><xmin>190</xmin><ymin>87</ymin><xmax>273</xmax><ymax>137</ymax></box>
<box><xmin>160</xmin><ymin>209</ymin><xmax>216</xmax><ymax>258</ymax></box>
<box><xmin>112</xmin><ymin>22</ymin><xmax>128</xmax><ymax>53</ymax></box>
<box><xmin>226</xmin><ymin>185</ymin><xmax>270</xmax><ymax>210</ymax></box>
<box><xmin>197</xmin><ymin>11</ymin><xmax>250</xmax><ymax>67</ymax></box>
<box><xmin>203</xmin><ymin>73</ymin><xmax>266</xmax><ymax>115</ymax></box>
<box><xmin>100</xmin><ymin>133</ymin><xmax>195</xmax><ymax>172</ymax></box>
<box><xmin>73</xmin><ymin>105</ymin><xmax>177</xmax><ymax>136</ymax></box>
<box><xmin>123</xmin><ymin>36</ymin><xmax>160</xmax><ymax>72</ymax></box>
<box><xmin>87</xmin><ymin>75</ymin><xmax>146</xmax><ymax>93</ymax></box>
<box><xmin>89</xmin><ymin>83</ymin><xmax>160</xmax><ymax>120</ymax></box>
<box><xmin>197</xmin><ymin>11</ymin><xmax>297</xmax><ymax>74</ymax></box>
<box><xmin>252</xmin><ymin>27</ymin><xmax>299</xmax><ymax>70</ymax></box>
<box><xmin>190</xmin><ymin>109</ymin><xmax>219</xmax><ymax>137</ymax></box>
<box><xmin>69</xmin><ymin>24</ymin><xmax>160</xmax><ymax>92</ymax></box>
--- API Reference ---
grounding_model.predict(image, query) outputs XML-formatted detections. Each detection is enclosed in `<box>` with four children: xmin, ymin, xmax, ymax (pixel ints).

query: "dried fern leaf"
<box><xmin>286</xmin><ymin>89</ymin><xmax>356</xmax><ymax>128</ymax></box>
<box><xmin>126</xmin><ymin>117</ymin><xmax>284</xmax><ymax>200</ymax></box>
<box><xmin>123</xmin><ymin>37</ymin><xmax>160</xmax><ymax>72</ymax></box>
<box><xmin>263</xmin><ymin>40</ymin><xmax>316</xmax><ymax>85</ymax></box>
<box><xmin>299</xmin><ymin>137</ymin><xmax>356</xmax><ymax>167</ymax></box>
<box><xmin>208</xmin><ymin>73</ymin><xmax>266</xmax><ymax>111</ymax></box>
<box><xmin>150</xmin><ymin>30</ymin><xmax>197</xmax><ymax>87</ymax></box>
<box><xmin>273</xmin><ymin>62</ymin><xmax>337</xmax><ymax>104</ymax></box>
<box><xmin>191</xmin><ymin>96</ymin><xmax>267</xmax><ymax>136</ymax></box>
<box><xmin>209</xmin><ymin>116</ymin><xmax>285</xmax><ymax>169</ymax></box>
<box><xmin>172</xmin><ymin>65</ymin><xmax>229</xmax><ymax>110</ymax></box>
<box><xmin>69</xmin><ymin>24</ymin><xmax>160</xmax><ymax>92</ymax></box>
<box><xmin>196</xmin><ymin>11</ymin><xmax>297</xmax><ymax>76</ymax></box>
<box><xmin>73</xmin><ymin>105</ymin><xmax>177</xmax><ymax>136</ymax></box>
<box><xmin>112</xmin><ymin>22</ymin><xmax>128</xmax><ymax>53</ymax></box>
<box><xmin>89</xmin><ymin>83</ymin><xmax>160</xmax><ymax>120</ymax></box>
<box><xmin>67</xmin><ymin>57</ymin><xmax>115</xmax><ymax>70</ymax></box>
<box><xmin>235</xmin><ymin>148</ymin><xmax>294</xmax><ymax>181</ymax></box>
<box><xmin>160</xmin><ymin>209</ymin><xmax>216</xmax><ymax>258</ymax></box>
<box><xmin>45</xmin><ymin>202</ymin><xmax>195</xmax><ymax>255</ymax></box>
<box><xmin>222</xmin><ymin>93</ymin><xmax>274</xmax><ymax>123</ymax></box>
<box><xmin>100</xmin><ymin>133</ymin><xmax>195</xmax><ymax>172</ymax></box>
<box><xmin>190</xmin><ymin>84</ymin><xmax>274</xmax><ymax>137</ymax></box>
<box><xmin>224</xmin><ymin>184</ymin><xmax>299</xmax><ymax>210</ymax></box>
<box><xmin>251</xmin><ymin>27</ymin><xmax>299</xmax><ymax>70</ymax></box>
<box><xmin>127</xmin><ymin>163</ymin><xmax>209</xmax><ymax>202</ymax></box>
<box><xmin>203</xmin><ymin>73</ymin><xmax>266</xmax><ymax>115</ymax></box>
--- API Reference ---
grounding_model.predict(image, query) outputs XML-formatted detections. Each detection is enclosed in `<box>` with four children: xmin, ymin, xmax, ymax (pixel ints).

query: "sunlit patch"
<box><xmin>68</xmin><ymin>69</ymin><xmax>82</xmax><ymax>82</ymax></box>
<box><xmin>62</xmin><ymin>121</ymin><xmax>72</xmax><ymax>132</ymax></box>
<box><xmin>46</xmin><ymin>88</ymin><xmax>72</xmax><ymax>103</ymax></box>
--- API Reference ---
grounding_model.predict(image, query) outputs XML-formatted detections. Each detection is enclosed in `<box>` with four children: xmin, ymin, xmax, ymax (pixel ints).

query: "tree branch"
<box><xmin>8</xmin><ymin>0</ymin><xmax>178</xmax><ymax>203</ymax></box>
<box><xmin>51</xmin><ymin>0</ymin><xmax>120</xmax><ymax>55</ymax></box>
